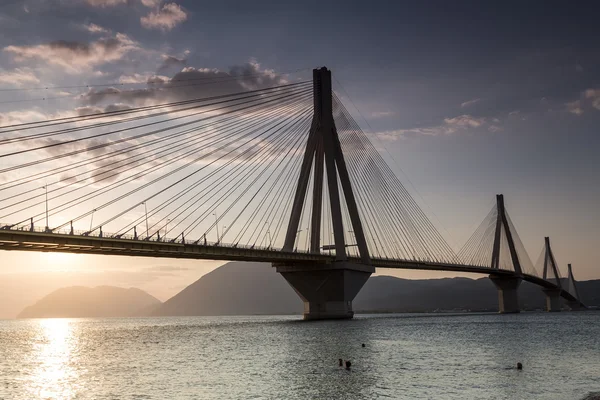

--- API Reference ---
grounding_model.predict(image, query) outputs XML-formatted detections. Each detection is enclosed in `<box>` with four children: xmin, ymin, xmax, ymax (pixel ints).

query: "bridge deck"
<box><xmin>0</xmin><ymin>228</ymin><xmax>581</xmax><ymax>305</ymax></box>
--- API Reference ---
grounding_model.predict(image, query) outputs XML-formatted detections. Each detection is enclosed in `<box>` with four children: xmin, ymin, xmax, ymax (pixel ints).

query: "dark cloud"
<box><xmin>79</xmin><ymin>86</ymin><xmax>156</xmax><ymax>106</ymax></box>
<box><xmin>105</xmin><ymin>103</ymin><xmax>133</xmax><ymax>112</ymax></box>
<box><xmin>59</xmin><ymin>174</ymin><xmax>78</xmax><ymax>184</ymax></box>
<box><xmin>76</xmin><ymin>103</ymin><xmax>132</xmax><ymax>115</ymax></box>
<box><xmin>157</xmin><ymin>55</ymin><xmax>187</xmax><ymax>75</ymax></box>
<box><xmin>78</xmin><ymin>60</ymin><xmax>287</xmax><ymax>108</ymax></box>
<box><xmin>76</xmin><ymin>106</ymin><xmax>104</xmax><ymax>116</ymax></box>
<box><xmin>85</xmin><ymin>0</ymin><xmax>128</xmax><ymax>7</ymax></box>
<box><xmin>4</xmin><ymin>33</ymin><xmax>140</xmax><ymax>73</ymax></box>
<box><xmin>34</xmin><ymin>137</ymin><xmax>111</xmax><ymax>157</ymax></box>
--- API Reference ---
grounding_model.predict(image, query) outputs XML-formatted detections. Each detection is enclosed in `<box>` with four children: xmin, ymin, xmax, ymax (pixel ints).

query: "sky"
<box><xmin>0</xmin><ymin>0</ymin><xmax>599</xmax><ymax>317</ymax></box>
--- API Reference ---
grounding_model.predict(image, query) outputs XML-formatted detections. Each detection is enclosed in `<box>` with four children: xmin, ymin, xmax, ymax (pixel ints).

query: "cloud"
<box><xmin>78</xmin><ymin>60</ymin><xmax>287</xmax><ymax>108</ymax></box>
<box><xmin>85</xmin><ymin>0</ymin><xmax>128</xmax><ymax>7</ymax></box>
<box><xmin>118</xmin><ymin>73</ymin><xmax>169</xmax><ymax>84</ymax></box>
<box><xmin>74</xmin><ymin>106</ymin><xmax>104</xmax><ymax>116</ymax></box>
<box><xmin>119</xmin><ymin>73</ymin><xmax>148</xmax><ymax>84</ymax></box>
<box><xmin>584</xmin><ymin>89</ymin><xmax>600</xmax><ymax>110</ymax></box>
<box><xmin>157</xmin><ymin>54</ymin><xmax>186</xmax><ymax>74</ymax></box>
<box><xmin>443</xmin><ymin>114</ymin><xmax>485</xmax><ymax>129</ymax></box>
<box><xmin>0</xmin><ymin>109</ymin><xmax>48</xmax><ymax>126</ymax></box>
<box><xmin>566</xmin><ymin>100</ymin><xmax>584</xmax><ymax>116</ymax></box>
<box><xmin>141</xmin><ymin>0</ymin><xmax>161</xmax><ymax>6</ymax></box>
<box><xmin>0</xmin><ymin>67</ymin><xmax>40</xmax><ymax>86</ymax></box>
<box><xmin>53</xmin><ymin>60</ymin><xmax>291</xmax><ymax>183</ymax></box>
<box><xmin>84</xmin><ymin>0</ymin><xmax>164</xmax><ymax>8</ymax></box>
<box><xmin>460</xmin><ymin>98</ymin><xmax>481</xmax><ymax>108</ymax></box>
<box><xmin>140</xmin><ymin>3</ymin><xmax>187</xmax><ymax>31</ymax></box>
<box><xmin>378</xmin><ymin>114</ymin><xmax>500</xmax><ymax>140</ymax></box>
<box><xmin>80</xmin><ymin>22</ymin><xmax>110</xmax><ymax>34</ymax></box>
<box><xmin>565</xmin><ymin>88</ymin><xmax>600</xmax><ymax>116</ymax></box>
<box><xmin>3</xmin><ymin>33</ymin><xmax>141</xmax><ymax>74</ymax></box>
<box><xmin>75</xmin><ymin>103</ymin><xmax>131</xmax><ymax>116</ymax></box>
<box><xmin>84</xmin><ymin>0</ymin><xmax>163</xmax><ymax>7</ymax></box>
<box><xmin>370</xmin><ymin>111</ymin><xmax>395</xmax><ymax>118</ymax></box>
<box><xmin>229</xmin><ymin>59</ymin><xmax>287</xmax><ymax>89</ymax></box>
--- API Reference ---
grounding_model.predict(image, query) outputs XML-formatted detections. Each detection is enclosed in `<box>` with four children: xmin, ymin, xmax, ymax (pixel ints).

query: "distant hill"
<box><xmin>152</xmin><ymin>262</ymin><xmax>600</xmax><ymax>316</ymax></box>
<box><xmin>21</xmin><ymin>263</ymin><xmax>598</xmax><ymax>318</ymax></box>
<box><xmin>356</xmin><ymin>276</ymin><xmax>546</xmax><ymax>312</ymax></box>
<box><xmin>18</xmin><ymin>286</ymin><xmax>161</xmax><ymax>318</ymax></box>
<box><xmin>151</xmin><ymin>262</ymin><xmax>303</xmax><ymax>316</ymax></box>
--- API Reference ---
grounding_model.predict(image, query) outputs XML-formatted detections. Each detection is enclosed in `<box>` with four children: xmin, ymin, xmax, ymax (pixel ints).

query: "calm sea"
<box><xmin>0</xmin><ymin>313</ymin><xmax>599</xmax><ymax>399</ymax></box>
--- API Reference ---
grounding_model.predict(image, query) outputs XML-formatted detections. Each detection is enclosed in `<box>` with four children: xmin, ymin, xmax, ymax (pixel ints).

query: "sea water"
<box><xmin>1</xmin><ymin>313</ymin><xmax>599</xmax><ymax>399</ymax></box>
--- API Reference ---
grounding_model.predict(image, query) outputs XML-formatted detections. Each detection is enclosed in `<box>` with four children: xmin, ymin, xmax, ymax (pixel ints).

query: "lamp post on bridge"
<box><xmin>263</xmin><ymin>221</ymin><xmax>272</xmax><ymax>249</ymax></box>
<box><xmin>143</xmin><ymin>202</ymin><xmax>149</xmax><ymax>239</ymax></box>
<box><xmin>165</xmin><ymin>218</ymin><xmax>171</xmax><ymax>240</ymax></box>
<box><xmin>42</xmin><ymin>184</ymin><xmax>49</xmax><ymax>232</ymax></box>
<box><xmin>213</xmin><ymin>212</ymin><xmax>219</xmax><ymax>244</ymax></box>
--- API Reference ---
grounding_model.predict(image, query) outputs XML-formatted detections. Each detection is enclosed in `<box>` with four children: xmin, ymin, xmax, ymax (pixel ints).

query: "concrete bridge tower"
<box><xmin>541</xmin><ymin>236</ymin><xmax>563</xmax><ymax>312</ymax></box>
<box><xmin>489</xmin><ymin>194</ymin><xmax>523</xmax><ymax>313</ymax></box>
<box><xmin>274</xmin><ymin>67</ymin><xmax>374</xmax><ymax>320</ymax></box>
<box><xmin>566</xmin><ymin>263</ymin><xmax>584</xmax><ymax>310</ymax></box>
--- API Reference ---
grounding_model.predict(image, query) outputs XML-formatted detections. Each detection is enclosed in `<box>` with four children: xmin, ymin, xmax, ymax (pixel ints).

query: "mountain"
<box><xmin>152</xmin><ymin>262</ymin><xmax>303</xmax><ymax>316</ymax></box>
<box><xmin>356</xmin><ymin>276</ymin><xmax>546</xmax><ymax>312</ymax></box>
<box><xmin>152</xmin><ymin>262</ymin><xmax>600</xmax><ymax>316</ymax></box>
<box><xmin>18</xmin><ymin>286</ymin><xmax>162</xmax><ymax>318</ymax></box>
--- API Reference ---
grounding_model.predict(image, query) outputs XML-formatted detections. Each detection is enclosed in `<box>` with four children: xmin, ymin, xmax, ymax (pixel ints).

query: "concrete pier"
<box><xmin>275</xmin><ymin>262</ymin><xmax>374</xmax><ymax>320</ymax></box>
<box><xmin>489</xmin><ymin>274</ymin><xmax>522</xmax><ymax>313</ymax></box>
<box><xmin>543</xmin><ymin>288</ymin><xmax>562</xmax><ymax>312</ymax></box>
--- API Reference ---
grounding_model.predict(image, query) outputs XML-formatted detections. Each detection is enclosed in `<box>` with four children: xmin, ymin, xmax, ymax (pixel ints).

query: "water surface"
<box><xmin>1</xmin><ymin>313</ymin><xmax>599</xmax><ymax>399</ymax></box>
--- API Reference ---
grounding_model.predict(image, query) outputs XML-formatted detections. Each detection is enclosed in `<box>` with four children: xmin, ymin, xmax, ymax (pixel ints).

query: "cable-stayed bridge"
<box><xmin>0</xmin><ymin>67</ymin><xmax>585</xmax><ymax>319</ymax></box>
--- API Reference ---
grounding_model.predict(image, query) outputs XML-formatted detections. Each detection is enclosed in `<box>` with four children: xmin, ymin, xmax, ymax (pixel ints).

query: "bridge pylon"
<box><xmin>566</xmin><ymin>263</ymin><xmax>585</xmax><ymax>311</ymax></box>
<box><xmin>540</xmin><ymin>236</ymin><xmax>564</xmax><ymax>312</ymax></box>
<box><xmin>489</xmin><ymin>194</ymin><xmax>523</xmax><ymax>313</ymax></box>
<box><xmin>274</xmin><ymin>67</ymin><xmax>374</xmax><ymax>320</ymax></box>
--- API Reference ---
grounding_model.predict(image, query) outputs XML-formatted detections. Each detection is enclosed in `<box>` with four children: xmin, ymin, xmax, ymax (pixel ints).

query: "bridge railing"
<box><xmin>0</xmin><ymin>222</ymin><xmax>316</xmax><ymax>254</ymax></box>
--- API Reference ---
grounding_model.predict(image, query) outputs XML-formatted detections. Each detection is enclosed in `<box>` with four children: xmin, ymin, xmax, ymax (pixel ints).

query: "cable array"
<box><xmin>455</xmin><ymin>200</ymin><xmax>537</xmax><ymax>274</ymax></box>
<box><xmin>0</xmin><ymin>74</ymin><xmax>548</xmax><ymax>274</ymax></box>
<box><xmin>534</xmin><ymin>239</ymin><xmax>564</xmax><ymax>285</ymax></box>
<box><xmin>455</xmin><ymin>207</ymin><xmax>498</xmax><ymax>267</ymax></box>
<box><xmin>0</xmin><ymin>68</ymin><xmax>312</xmax><ymax>106</ymax></box>
<box><xmin>0</xmin><ymin>81</ymin><xmax>317</xmax><ymax>250</ymax></box>
<box><xmin>320</xmin><ymin>94</ymin><xmax>458</xmax><ymax>263</ymax></box>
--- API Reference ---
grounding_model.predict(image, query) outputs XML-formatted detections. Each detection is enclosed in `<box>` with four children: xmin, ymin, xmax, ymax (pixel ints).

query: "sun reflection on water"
<box><xmin>27</xmin><ymin>319</ymin><xmax>80</xmax><ymax>399</ymax></box>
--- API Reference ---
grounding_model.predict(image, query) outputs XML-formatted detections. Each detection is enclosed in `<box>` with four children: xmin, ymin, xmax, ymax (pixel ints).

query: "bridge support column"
<box><xmin>489</xmin><ymin>275</ymin><xmax>522</xmax><ymax>313</ymax></box>
<box><xmin>543</xmin><ymin>288</ymin><xmax>562</xmax><ymax>312</ymax></box>
<box><xmin>275</xmin><ymin>262</ymin><xmax>374</xmax><ymax>320</ymax></box>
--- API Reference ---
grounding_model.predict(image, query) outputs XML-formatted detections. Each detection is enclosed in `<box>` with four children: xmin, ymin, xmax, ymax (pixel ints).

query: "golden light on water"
<box><xmin>26</xmin><ymin>319</ymin><xmax>80</xmax><ymax>399</ymax></box>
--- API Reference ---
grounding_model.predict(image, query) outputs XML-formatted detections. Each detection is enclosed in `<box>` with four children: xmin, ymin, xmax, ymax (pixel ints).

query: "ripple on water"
<box><xmin>0</xmin><ymin>313</ymin><xmax>599</xmax><ymax>399</ymax></box>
